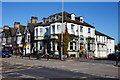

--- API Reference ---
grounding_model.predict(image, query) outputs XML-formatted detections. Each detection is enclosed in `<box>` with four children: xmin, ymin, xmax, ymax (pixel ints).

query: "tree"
<box><xmin>56</xmin><ymin>24</ymin><xmax>72</xmax><ymax>59</ymax></box>
<box><xmin>63</xmin><ymin>25</ymin><xmax>72</xmax><ymax>55</ymax></box>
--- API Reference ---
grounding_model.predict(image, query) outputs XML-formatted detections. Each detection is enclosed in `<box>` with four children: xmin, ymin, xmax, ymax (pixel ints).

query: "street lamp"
<box><xmin>61</xmin><ymin>0</ymin><xmax>63</xmax><ymax>60</ymax></box>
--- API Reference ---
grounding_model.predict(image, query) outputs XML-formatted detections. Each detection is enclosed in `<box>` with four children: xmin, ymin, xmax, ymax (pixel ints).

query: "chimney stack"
<box><xmin>14</xmin><ymin>22</ymin><xmax>20</xmax><ymax>29</ymax></box>
<box><xmin>31</xmin><ymin>16</ymin><xmax>38</xmax><ymax>23</ymax></box>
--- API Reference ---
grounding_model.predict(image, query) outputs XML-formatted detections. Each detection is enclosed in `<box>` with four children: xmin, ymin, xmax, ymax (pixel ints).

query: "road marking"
<box><xmin>37</xmin><ymin>67</ymin><xmax>43</xmax><ymax>68</ymax></box>
<box><xmin>2</xmin><ymin>63</ymin><xmax>43</xmax><ymax>73</ymax></box>
<box><xmin>81</xmin><ymin>76</ymin><xmax>87</xmax><ymax>78</ymax></box>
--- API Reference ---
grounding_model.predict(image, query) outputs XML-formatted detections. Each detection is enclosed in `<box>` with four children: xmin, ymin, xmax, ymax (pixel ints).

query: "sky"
<box><xmin>2</xmin><ymin>2</ymin><xmax>118</xmax><ymax>44</ymax></box>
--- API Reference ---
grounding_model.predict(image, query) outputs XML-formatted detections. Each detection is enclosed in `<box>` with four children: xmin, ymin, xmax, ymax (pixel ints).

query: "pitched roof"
<box><xmin>27</xmin><ymin>23</ymin><xmax>38</xmax><ymax>33</ymax></box>
<box><xmin>37</xmin><ymin>16</ymin><xmax>95</xmax><ymax>28</ymax></box>
<box><xmin>4</xmin><ymin>29</ymin><xmax>10</xmax><ymax>38</ymax></box>
<box><xmin>95</xmin><ymin>30</ymin><xmax>114</xmax><ymax>40</ymax></box>
<box><xmin>10</xmin><ymin>27</ymin><xmax>17</xmax><ymax>37</ymax></box>
<box><xmin>19</xmin><ymin>25</ymin><xmax>26</xmax><ymax>34</ymax></box>
<box><xmin>40</xmin><ymin>11</ymin><xmax>95</xmax><ymax>28</ymax></box>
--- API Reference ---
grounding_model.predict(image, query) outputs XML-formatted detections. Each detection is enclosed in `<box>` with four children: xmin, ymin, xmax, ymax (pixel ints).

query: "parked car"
<box><xmin>2</xmin><ymin>50</ymin><xmax>12</xmax><ymax>58</ymax></box>
<box><xmin>108</xmin><ymin>52</ymin><xmax>120</xmax><ymax>60</ymax></box>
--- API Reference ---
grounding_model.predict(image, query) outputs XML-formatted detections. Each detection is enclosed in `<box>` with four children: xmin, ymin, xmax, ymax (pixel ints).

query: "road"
<box><xmin>2</xmin><ymin>61</ymin><xmax>103</xmax><ymax>79</ymax></box>
<box><xmin>1</xmin><ymin>56</ymin><xmax>120</xmax><ymax>80</ymax></box>
<box><xmin>77</xmin><ymin>59</ymin><xmax>116</xmax><ymax>65</ymax></box>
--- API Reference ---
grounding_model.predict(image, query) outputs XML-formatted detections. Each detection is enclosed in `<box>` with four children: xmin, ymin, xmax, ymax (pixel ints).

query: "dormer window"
<box><xmin>80</xmin><ymin>16</ymin><xmax>84</xmax><ymax>23</ymax></box>
<box><xmin>80</xmin><ymin>19</ymin><xmax>83</xmax><ymax>22</ymax></box>
<box><xmin>71</xmin><ymin>14</ymin><xmax>75</xmax><ymax>20</ymax></box>
<box><xmin>56</xmin><ymin>15</ymin><xmax>59</xmax><ymax>20</ymax></box>
<box><xmin>43</xmin><ymin>19</ymin><xmax>45</xmax><ymax>23</ymax></box>
<box><xmin>49</xmin><ymin>17</ymin><xmax>52</xmax><ymax>22</ymax></box>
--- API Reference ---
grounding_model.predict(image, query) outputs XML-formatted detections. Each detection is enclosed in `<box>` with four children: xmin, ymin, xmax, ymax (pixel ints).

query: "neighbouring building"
<box><xmin>34</xmin><ymin>11</ymin><xmax>115</xmax><ymax>58</ymax></box>
<box><xmin>14</xmin><ymin>22</ymin><xmax>26</xmax><ymax>55</ymax></box>
<box><xmin>94</xmin><ymin>30</ymin><xmax>114</xmax><ymax>58</ymax></box>
<box><xmin>24</xmin><ymin>16</ymin><xmax>39</xmax><ymax>56</ymax></box>
<box><xmin>0</xmin><ymin>28</ymin><xmax>3</xmax><ymax>50</ymax></box>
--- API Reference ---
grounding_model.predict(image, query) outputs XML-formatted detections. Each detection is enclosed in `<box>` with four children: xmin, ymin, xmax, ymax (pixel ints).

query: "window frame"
<box><xmin>71</xmin><ymin>24</ymin><xmax>75</xmax><ymax>34</ymax></box>
<box><xmin>52</xmin><ymin>25</ymin><xmax>55</xmax><ymax>34</ymax></box>
<box><xmin>70</xmin><ymin>42</ymin><xmax>73</xmax><ymax>50</ymax></box>
<box><xmin>39</xmin><ymin>42</ymin><xmax>42</xmax><ymax>50</ymax></box>
<box><xmin>88</xmin><ymin>28</ymin><xmax>91</xmax><ymax>33</ymax></box>
<box><xmin>56</xmin><ymin>15</ymin><xmax>59</xmax><ymax>20</ymax></box>
<box><xmin>80</xmin><ymin>26</ymin><xmax>83</xmax><ymax>32</ymax></box>
<box><xmin>40</xmin><ymin>28</ymin><xmax>43</xmax><ymax>36</ymax></box>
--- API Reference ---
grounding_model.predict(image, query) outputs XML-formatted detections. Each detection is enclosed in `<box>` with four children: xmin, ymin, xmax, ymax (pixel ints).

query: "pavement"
<box><xmin>1</xmin><ymin>56</ymin><xmax>120</xmax><ymax>79</ymax></box>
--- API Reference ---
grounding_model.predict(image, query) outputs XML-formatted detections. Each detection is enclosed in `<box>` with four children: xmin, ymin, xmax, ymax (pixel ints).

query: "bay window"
<box><xmin>70</xmin><ymin>42</ymin><xmax>73</xmax><ymax>50</ymax></box>
<box><xmin>57</xmin><ymin>25</ymin><xmax>61</xmax><ymax>33</ymax></box>
<box><xmin>40</xmin><ymin>28</ymin><xmax>43</xmax><ymax>36</ymax></box>
<box><xmin>71</xmin><ymin>25</ymin><xmax>75</xmax><ymax>34</ymax></box>
<box><xmin>52</xmin><ymin>25</ymin><xmax>55</xmax><ymax>34</ymax></box>
<box><xmin>88</xmin><ymin>28</ymin><xmax>90</xmax><ymax>33</ymax></box>
<box><xmin>45</xmin><ymin>28</ymin><xmax>48</xmax><ymax>35</ymax></box>
<box><xmin>80</xmin><ymin>26</ymin><xmax>83</xmax><ymax>32</ymax></box>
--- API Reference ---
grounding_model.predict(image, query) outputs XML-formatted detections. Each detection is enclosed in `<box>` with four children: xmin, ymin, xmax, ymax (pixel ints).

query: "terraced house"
<box><xmin>34</xmin><ymin>11</ymin><xmax>115</xmax><ymax>58</ymax></box>
<box><xmin>1</xmin><ymin>22</ymin><xmax>26</xmax><ymax>55</ymax></box>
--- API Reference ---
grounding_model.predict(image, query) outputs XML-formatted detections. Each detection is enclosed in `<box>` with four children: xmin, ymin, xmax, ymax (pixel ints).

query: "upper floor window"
<box><xmin>52</xmin><ymin>25</ymin><xmax>55</xmax><ymax>34</ymax></box>
<box><xmin>107</xmin><ymin>49</ymin><xmax>109</xmax><ymax>53</ymax></box>
<box><xmin>2</xmin><ymin>38</ymin><xmax>6</xmax><ymax>43</ymax></box>
<box><xmin>96</xmin><ymin>36</ymin><xmax>98</xmax><ymax>41</ymax></box>
<box><xmin>88</xmin><ymin>28</ymin><xmax>90</xmax><ymax>33</ymax></box>
<box><xmin>104</xmin><ymin>37</ymin><xmax>105</xmax><ymax>43</ymax></box>
<box><xmin>110</xmin><ymin>49</ymin><xmax>111</xmax><ymax>53</ymax></box>
<box><xmin>36</xmin><ymin>28</ymin><xmax>38</xmax><ymax>36</ymax></box>
<box><xmin>28</xmin><ymin>35</ymin><xmax>30</xmax><ymax>42</ymax></box>
<box><xmin>8</xmin><ymin>37</ymin><xmax>11</xmax><ymax>43</ymax></box>
<box><xmin>80</xmin><ymin>26</ymin><xmax>83</xmax><ymax>32</ymax></box>
<box><xmin>71</xmin><ymin>25</ymin><xmax>75</xmax><ymax>34</ymax></box>
<box><xmin>40</xmin><ymin>28</ymin><xmax>43</xmax><ymax>36</ymax></box>
<box><xmin>57</xmin><ymin>25</ymin><xmax>61</xmax><ymax>33</ymax></box>
<box><xmin>109</xmin><ymin>39</ymin><xmax>111</xmax><ymax>43</ymax></box>
<box><xmin>56</xmin><ymin>15</ymin><xmax>59</xmax><ymax>20</ymax></box>
<box><xmin>45</xmin><ymin>28</ymin><xmax>49</xmax><ymax>35</ymax></box>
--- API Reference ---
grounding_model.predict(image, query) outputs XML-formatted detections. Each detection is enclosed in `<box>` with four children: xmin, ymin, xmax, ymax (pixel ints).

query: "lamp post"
<box><xmin>61</xmin><ymin>0</ymin><xmax>63</xmax><ymax>60</ymax></box>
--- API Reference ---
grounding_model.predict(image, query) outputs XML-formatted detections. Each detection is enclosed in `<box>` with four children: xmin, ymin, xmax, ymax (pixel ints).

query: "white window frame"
<box><xmin>71</xmin><ymin>24</ymin><xmax>75</xmax><ymax>34</ymax></box>
<box><xmin>57</xmin><ymin>25</ymin><xmax>61</xmax><ymax>33</ymax></box>
<box><xmin>40</xmin><ymin>28</ymin><xmax>43</xmax><ymax>36</ymax></box>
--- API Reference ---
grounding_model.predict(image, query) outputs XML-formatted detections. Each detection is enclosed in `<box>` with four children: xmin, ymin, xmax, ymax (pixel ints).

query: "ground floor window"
<box><xmin>75</xmin><ymin>42</ymin><xmax>77</xmax><ymax>50</ymax></box>
<box><xmin>110</xmin><ymin>49</ymin><xmax>111</xmax><ymax>53</ymax></box>
<box><xmin>70</xmin><ymin>42</ymin><xmax>73</xmax><ymax>50</ymax></box>
<box><xmin>53</xmin><ymin>42</ymin><xmax>55</xmax><ymax>51</ymax></box>
<box><xmin>57</xmin><ymin>43</ymin><xmax>59</xmax><ymax>51</ymax></box>
<box><xmin>107</xmin><ymin>49</ymin><xmax>109</xmax><ymax>53</ymax></box>
<box><xmin>40</xmin><ymin>42</ymin><xmax>42</xmax><ymax>50</ymax></box>
<box><xmin>88</xmin><ymin>42</ymin><xmax>90</xmax><ymax>51</ymax></box>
